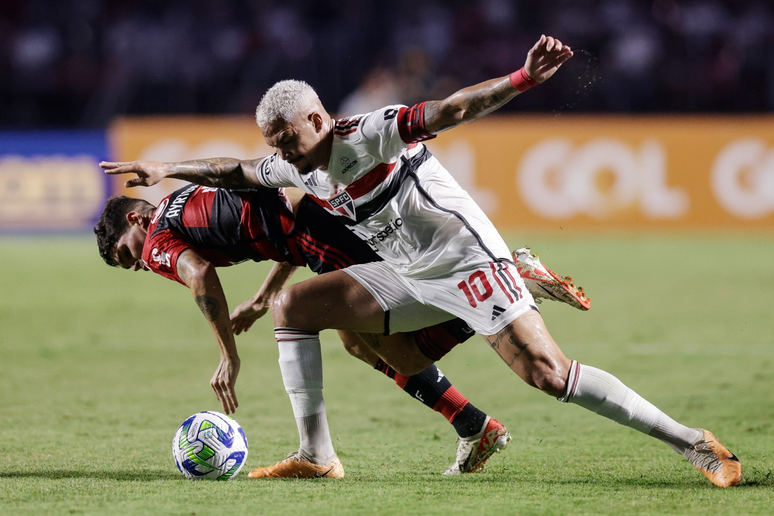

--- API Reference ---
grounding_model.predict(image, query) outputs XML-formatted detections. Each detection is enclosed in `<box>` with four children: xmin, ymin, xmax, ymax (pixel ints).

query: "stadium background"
<box><xmin>2</xmin><ymin>0</ymin><xmax>774</xmax><ymax>231</ymax></box>
<box><xmin>2</xmin><ymin>1</ymin><xmax>773</xmax><ymax>514</ymax></box>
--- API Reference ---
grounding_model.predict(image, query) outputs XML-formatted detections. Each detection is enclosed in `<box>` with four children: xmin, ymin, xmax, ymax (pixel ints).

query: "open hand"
<box><xmin>101</xmin><ymin>161</ymin><xmax>168</xmax><ymax>188</ymax></box>
<box><xmin>230</xmin><ymin>298</ymin><xmax>270</xmax><ymax>335</ymax></box>
<box><xmin>524</xmin><ymin>35</ymin><xmax>574</xmax><ymax>83</ymax></box>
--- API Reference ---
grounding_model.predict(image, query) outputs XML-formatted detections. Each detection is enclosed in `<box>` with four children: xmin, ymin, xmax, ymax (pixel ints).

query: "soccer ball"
<box><xmin>172</xmin><ymin>411</ymin><xmax>249</xmax><ymax>480</ymax></box>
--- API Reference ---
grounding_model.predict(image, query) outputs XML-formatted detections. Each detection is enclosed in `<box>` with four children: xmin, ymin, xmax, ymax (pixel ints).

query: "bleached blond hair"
<box><xmin>255</xmin><ymin>80</ymin><xmax>319</xmax><ymax>128</ymax></box>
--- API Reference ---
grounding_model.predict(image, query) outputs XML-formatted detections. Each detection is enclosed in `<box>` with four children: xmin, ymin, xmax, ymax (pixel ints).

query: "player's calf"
<box><xmin>359</xmin><ymin>331</ymin><xmax>434</xmax><ymax>376</ymax></box>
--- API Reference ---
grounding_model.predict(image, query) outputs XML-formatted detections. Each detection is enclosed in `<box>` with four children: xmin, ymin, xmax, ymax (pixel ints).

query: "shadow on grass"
<box><xmin>739</xmin><ymin>469</ymin><xmax>774</xmax><ymax>487</ymax></box>
<box><xmin>350</xmin><ymin>468</ymin><xmax>774</xmax><ymax>489</ymax></box>
<box><xmin>0</xmin><ymin>470</ymin><xmax>181</xmax><ymax>481</ymax></box>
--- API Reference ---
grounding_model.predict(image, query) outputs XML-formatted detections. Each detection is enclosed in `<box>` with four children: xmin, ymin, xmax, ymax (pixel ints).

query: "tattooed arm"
<box><xmin>177</xmin><ymin>249</ymin><xmax>241</xmax><ymax>414</ymax></box>
<box><xmin>424</xmin><ymin>35</ymin><xmax>573</xmax><ymax>134</ymax></box>
<box><xmin>100</xmin><ymin>157</ymin><xmax>265</xmax><ymax>189</ymax></box>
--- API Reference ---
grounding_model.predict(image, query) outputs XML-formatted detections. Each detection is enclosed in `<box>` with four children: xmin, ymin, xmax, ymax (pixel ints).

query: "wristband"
<box><xmin>509</xmin><ymin>67</ymin><xmax>539</xmax><ymax>92</ymax></box>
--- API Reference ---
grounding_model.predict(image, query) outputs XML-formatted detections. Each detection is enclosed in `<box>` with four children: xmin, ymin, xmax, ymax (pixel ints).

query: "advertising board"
<box><xmin>109</xmin><ymin>116</ymin><xmax>774</xmax><ymax>230</ymax></box>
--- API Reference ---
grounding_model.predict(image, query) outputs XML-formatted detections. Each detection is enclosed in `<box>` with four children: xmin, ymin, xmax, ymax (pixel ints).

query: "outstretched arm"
<box><xmin>230</xmin><ymin>261</ymin><xmax>298</xmax><ymax>335</ymax></box>
<box><xmin>424</xmin><ymin>35</ymin><xmax>573</xmax><ymax>134</ymax></box>
<box><xmin>176</xmin><ymin>249</ymin><xmax>241</xmax><ymax>414</ymax></box>
<box><xmin>101</xmin><ymin>157</ymin><xmax>265</xmax><ymax>189</ymax></box>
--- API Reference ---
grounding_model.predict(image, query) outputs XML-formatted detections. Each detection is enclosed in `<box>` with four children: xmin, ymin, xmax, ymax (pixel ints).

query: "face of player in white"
<box><xmin>112</xmin><ymin>211</ymin><xmax>149</xmax><ymax>271</ymax></box>
<box><xmin>262</xmin><ymin>106</ymin><xmax>332</xmax><ymax>174</ymax></box>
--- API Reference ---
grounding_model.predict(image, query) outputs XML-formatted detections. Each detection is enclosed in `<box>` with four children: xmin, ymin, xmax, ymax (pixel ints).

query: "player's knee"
<box><xmin>529</xmin><ymin>361</ymin><xmax>567</xmax><ymax>397</ymax></box>
<box><xmin>271</xmin><ymin>286</ymin><xmax>303</xmax><ymax>327</ymax></box>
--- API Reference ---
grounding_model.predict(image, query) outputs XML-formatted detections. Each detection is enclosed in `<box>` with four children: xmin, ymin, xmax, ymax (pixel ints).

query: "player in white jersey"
<box><xmin>103</xmin><ymin>35</ymin><xmax>741</xmax><ymax>487</ymax></box>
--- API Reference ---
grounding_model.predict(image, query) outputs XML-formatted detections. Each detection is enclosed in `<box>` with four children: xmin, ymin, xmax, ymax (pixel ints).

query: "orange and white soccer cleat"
<box><xmin>247</xmin><ymin>452</ymin><xmax>345</xmax><ymax>479</ymax></box>
<box><xmin>443</xmin><ymin>416</ymin><xmax>511</xmax><ymax>475</ymax></box>
<box><xmin>512</xmin><ymin>247</ymin><xmax>591</xmax><ymax>311</ymax></box>
<box><xmin>684</xmin><ymin>429</ymin><xmax>741</xmax><ymax>487</ymax></box>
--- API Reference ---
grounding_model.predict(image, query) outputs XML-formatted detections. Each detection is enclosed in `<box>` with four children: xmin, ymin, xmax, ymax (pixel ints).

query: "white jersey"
<box><xmin>253</xmin><ymin>104</ymin><xmax>512</xmax><ymax>279</ymax></box>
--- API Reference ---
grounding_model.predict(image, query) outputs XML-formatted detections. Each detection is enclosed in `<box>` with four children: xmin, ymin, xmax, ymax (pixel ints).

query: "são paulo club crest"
<box><xmin>328</xmin><ymin>190</ymin><xmax>356</xmax><ymax>220</ymax></box>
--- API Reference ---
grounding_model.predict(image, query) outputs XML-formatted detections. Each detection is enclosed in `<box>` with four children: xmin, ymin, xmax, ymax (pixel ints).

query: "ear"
<box><xmin>310</xmin><ymin>112</ymin><xmax>324</xmax><ymax>132</ymax></box>
<box><xmin>126</xmin><ymin>211</ymin><xmax>147</xmax><ymax>227</ymax></box>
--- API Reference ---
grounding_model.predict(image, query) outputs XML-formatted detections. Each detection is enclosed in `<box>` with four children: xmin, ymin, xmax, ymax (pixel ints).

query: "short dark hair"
<box><xmin>94</xmin><ymin>196</ymin><xmax>155</xmax><ymax>267</ymax></box>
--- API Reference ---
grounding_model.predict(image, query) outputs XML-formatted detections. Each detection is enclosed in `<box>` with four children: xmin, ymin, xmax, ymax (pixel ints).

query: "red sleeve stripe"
<box><xmin>333</xmin><ymin>127</ymin><xmax>358</xmax><ymax>136</ymax></box>
<box><xmin>334</xmin><ymin>117</ymin><xmax>362</xmax><ymax>135</ymax></box>
<box><xmin>336</xmin><ymin>117</ymin><xmax>361</xmax><ymax>129</ymax></box>
<box><xmin>397</xmin><ymin>102</ymin><xmax>436</xmax><ymax>144</ymax></box>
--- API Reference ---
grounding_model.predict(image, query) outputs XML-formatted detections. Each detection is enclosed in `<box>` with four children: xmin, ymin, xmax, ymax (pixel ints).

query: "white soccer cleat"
<box><xmin>512</xmin><ymin>247</ymin><xmax>591</xmax><ymax>310</ymax></box>
<box><xmin>444</xmin><ymin>416</ymin><xmax>511</xmax><ymax>475</ymax></box>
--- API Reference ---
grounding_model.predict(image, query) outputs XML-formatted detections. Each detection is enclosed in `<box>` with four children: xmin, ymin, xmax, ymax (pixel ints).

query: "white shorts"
<box><xmin>343</xmin><ymin>260</ymin><xmax>537</xmax><ymax>335</ymax></box>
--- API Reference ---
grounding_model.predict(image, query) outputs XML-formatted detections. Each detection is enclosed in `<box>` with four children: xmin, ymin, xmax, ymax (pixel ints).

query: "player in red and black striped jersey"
<box><xmin>136</xmin><ymin>184</ymin><xmax>380</xmax><ymax>285</ymax></box>
<box><xmin>95</xmin><ymin>184</ymin><xmax>526</xmax><ymax>475</ymax></box>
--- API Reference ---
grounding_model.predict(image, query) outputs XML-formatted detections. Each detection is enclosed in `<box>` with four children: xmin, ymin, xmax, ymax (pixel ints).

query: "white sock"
<box><xmin>560</xmin><ymin>360</ymin><xmax>702</xmax><ymax>454</ymax></box>
<box><xmin>276</xmin><ymin>328</ymin><xmax>336</xmax><ymax>463</ymax></box>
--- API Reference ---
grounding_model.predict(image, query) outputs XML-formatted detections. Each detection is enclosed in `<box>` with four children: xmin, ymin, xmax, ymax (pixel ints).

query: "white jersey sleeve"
<box><xmin>343</xmin><ymin>104</ymin><xmax>437</xmax><ymax>167</ymax></box>
<box><xmin>355</xmin><ymin>106</ymin><xmax>409</xmax><ymax>164</ymax></box>
<box><xmin>252</xmin><ymin>153</ymin><xmax>299</xmax><ymax>188</ymax></box>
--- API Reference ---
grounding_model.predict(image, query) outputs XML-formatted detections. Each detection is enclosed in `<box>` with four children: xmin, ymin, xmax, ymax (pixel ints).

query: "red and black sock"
<box><xmin>374</xmin><ymin>359</ymin><xmax>487</xmax><ymax>438</ymax></box>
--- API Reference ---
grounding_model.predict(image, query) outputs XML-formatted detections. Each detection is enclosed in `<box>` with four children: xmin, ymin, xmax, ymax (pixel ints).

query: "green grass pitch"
<box><xmin>1</xmin><ymin>234</ymin><xmax>772</xmax><ymax>515</ymax></box>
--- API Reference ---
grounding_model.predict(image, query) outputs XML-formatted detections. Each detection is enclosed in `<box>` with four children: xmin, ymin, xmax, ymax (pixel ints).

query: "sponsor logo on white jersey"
<box><xmin>364</xmin><ymin>217</ymin><xmax>403</xmax><ymax>248</ymax></box>
<box><xmin>340</xmin><ymin>156</ymin><xmax>359</xmax><ymax>174</ymax></box>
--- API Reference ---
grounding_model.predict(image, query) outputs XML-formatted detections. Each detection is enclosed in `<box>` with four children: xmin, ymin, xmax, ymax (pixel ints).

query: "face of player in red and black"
<box><xmin>112</xmin><ymin>211</ymin><xmax>150</xmax><ymax>272</ymax></box>
<box><xmin>262</xmin><ymin>108</ymin><xmax>332</xmax><ymax>174</ymax></box>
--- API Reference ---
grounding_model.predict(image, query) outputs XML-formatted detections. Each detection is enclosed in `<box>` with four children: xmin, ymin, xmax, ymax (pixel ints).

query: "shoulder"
<box><xmin>336</xmin><ymin>106</ymin><xmax>405</xmax><ymax>139</ymax></box>
<box><xmin>255</xmin><ymin>153</ymin><xmax>297</xmax><ymax>188</ymax></box>
<box><xmin>143</xmin><ymin>227</ymin><xmax>192</xmax><ymax>267</ymax></box>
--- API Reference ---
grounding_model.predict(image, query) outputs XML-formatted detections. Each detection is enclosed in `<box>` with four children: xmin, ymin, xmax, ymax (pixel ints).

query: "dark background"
<box><xmin>2</xmin><ymin>0</ymin><xmax>773</xmax><ymax>128</ymax></box>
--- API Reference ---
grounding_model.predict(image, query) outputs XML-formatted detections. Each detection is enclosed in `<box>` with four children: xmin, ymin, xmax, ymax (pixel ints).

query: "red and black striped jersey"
<box><xmin>142</xmin><ymin>185</ymin><xmax>299</xmax><ymax>285</ymax></box>
<box><xmin>142</xmin><ymin>184</ymin><xmax>380</xmax><ymax>286</ymax></box>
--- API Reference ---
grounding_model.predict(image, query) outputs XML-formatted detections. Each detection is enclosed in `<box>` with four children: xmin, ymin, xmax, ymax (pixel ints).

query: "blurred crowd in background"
<box><xmin>1</xmin><ymin>0</ymin><xmax>773</xmax><ymax>128</ymax></box>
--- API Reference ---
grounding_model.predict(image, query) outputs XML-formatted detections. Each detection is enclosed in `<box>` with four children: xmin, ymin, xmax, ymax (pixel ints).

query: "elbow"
<box><xmin>438</xmin><ymin>102</ymin><xmax>466</xmax><ymax>128</ymax></box>
<box><xmin>186</xmin><ymin>262</ymin><xmax>217</xmax><ymax>291</ymax></box>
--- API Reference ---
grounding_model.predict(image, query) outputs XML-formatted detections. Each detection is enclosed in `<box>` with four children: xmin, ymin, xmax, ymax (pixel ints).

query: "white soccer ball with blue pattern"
<box><xmin>172</xmin><ymin>411</ymin><xmax>249</xmax><ymax>480</ymax></box>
